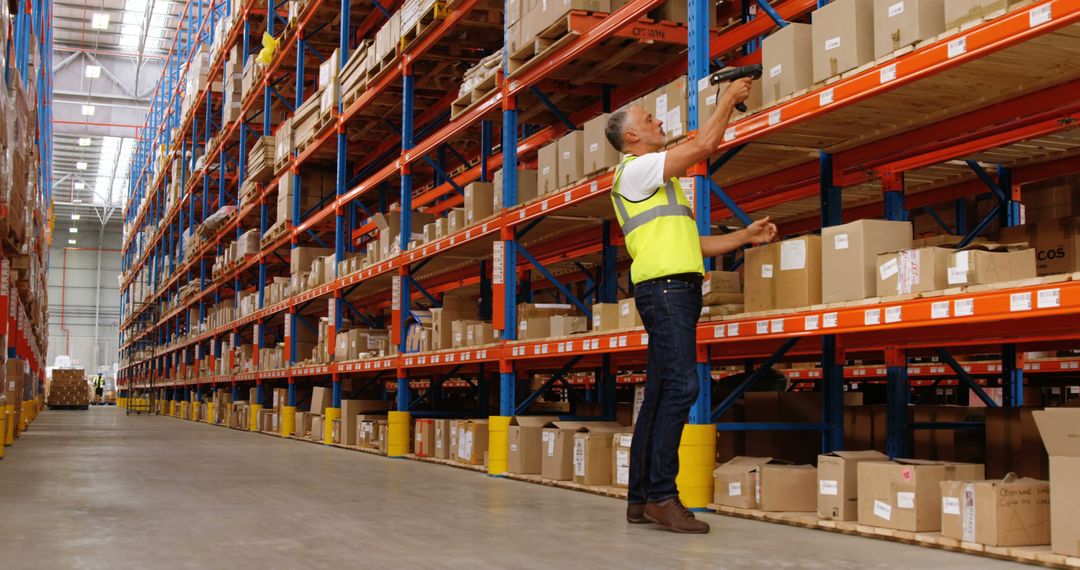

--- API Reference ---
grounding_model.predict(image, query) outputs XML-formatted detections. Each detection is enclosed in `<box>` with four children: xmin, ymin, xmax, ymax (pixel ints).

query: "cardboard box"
<box><xmin>467</xmin><ymin>322</ymin><xmax>496</xmax><ymax>346</ymax></box>
<box><xmin>453</xmin><ymin>319</ymin><xmax>482</xmax><ymax>348</ymax></box>
<box><xmin>822</xmin><ymin>220</ymin><xmax>912</xmax><ymax>303</ymax></box>
<box><xmin>697</xmin><ymin>76</ymin><xmax>763</xmax><ymax>124</ymax></box>
<box><xmin>414</xmin><ymin>418</ymin><xmax>435</xmax><ymax>457</ymax></box>
<box><xmin>310</xmin><ymin>415</ymin><xmax>324</xmax><ymax>442</ymax></box>
<box><xmin>811</xmin><ymin>0</ymin><xmax>875</xmax><ymax>83</ymax></box>
<box><xmin>550</xmin><ymin>315</ymin><xmax>587</xmax><ymax>337</ymax></box>
<box><xmin>617</xmin><ymin>298</ymin><xmax>643</xmax><ymax>329</ymax></box>
<box><xmin>762</xmin><ymin>23</ymin><xmax>813</xmax><ymax>106</ymax></box>
<box><xmin>947</xmin><ymin>245</ymin><xmax>1036</xmax><ymax>287</ymax></box>
<box><xmin>583</xmin><ymin>113</ymin><xmax>621</xmax><ymax>175</ymax></box>
<box><xmin>457</xmin><ymin>419</ymin><xmax>489</xmax><ymax>465</ymax></box>
<box><xmin>857</xmin><ymin>459</ymin><xmax>985</xmax><ymax>531</ymax></box>
<box><xmin>945</xmin><ymin>0</ymin><xmax>1016</xmax><ymax>29</ymax></box>
<box><xmin>644</xmin><ymin>76</ymin><xmax>689</xmax><ymax>140</ymax></box>
<box><xmin>494</xmin><ymin>168</ymin><xmax>540</xmax><ymax>209</ymax></box>
<box><xmin>340</xmin><ymin>400</ymin><xmax>391</xmax><ymax>446</ymax></box>
<box><xmin>612</xmin><ymin>432</ymin><xmax>633</xmax><ymax>488</ymax></box>
<box><xmin>591</xmin><ymin>303</ymin><xmax>621</xmax><ymax>331</ymax></box>
<box><xmin>998</xmin><ymin>217</ymin><xmax>1080</xmax><ymax>276</ymax></box>
<box><xmin>541</xmin><ymin>421</ymin><xmax>621</xmax><ymax>480</ymax></box>
<box><xmin>518</xmin><ymin>316</ymin><xmax>551</xmax><ymax>340</ymax></box>
<box><xmin>713</xmin><ymin>456</ymin><xmax>775</xmax><ymax>509</ymax></box>
<box><xmin>508</xmin><ymin>416</ymin><xmax>558</xmax><ymax>474</ymax></box>
<box><xmin>702</xmin><ymin>270</ymin><xmax>741</xmax><ymax>305</ymax></box>
<box><xmin>1033</xmin><ymin>408</ymin><xmax>1080</xmax><ymax>555</ymax></box>
<box><xmin>759</xmin><ymin>464</ymin><xmax>817</xmax><ymax>512</ymax></box>
<box><xmin>875</xmin><ymin>246</ymin><xmax>953</xmax><ymax>296</ymax></box>
<box><xmin>538</xmin><ymin>142</ymin><xmax>559</xmax><ymax>195</ymax></box>
<box><xmin>464</xmin><ymin>182</ymin><xmax>495</xmax><ymax>226</ymax></box>
<box><xmin>557</xmin><ymin>130</ymin><xmax>585</xmax><ymax>188</ymax></box>
<box><xmin>940</xmin><ymin>477</ymin><xmax>1050</xmax><ymax>546</ymax></box>
<box><xmin>776</xmin><ymin>235</ymin><xmax>821</xmax><ymax>309</ymax></box>
<box><xmin>573</xmin><ymin>425</ymin><xmax>623</xmax><ymax>486</ymax></box>
<box><xmin>433</xmin><ymin>418</ymin><xmax>453</xmax><ymax>459</ymax></box>
<box><xmin>985</xmin><ymin>407</ymin><xmax>1047</xmax><ymax>480</ymax></box>
<box><xmin>817</xmin><ymin>450</ymin><xmax>888</xmax><ymax>521</ymax></box>
<box><xmin>744</xmin><ymin>243</ymin><xmax>778</xmax><ymax>312</ymax></box>
<box><xmin>874</xmin><ymin>0</ymin><xmax>945</xmax><ymax>58</ymax></box>
<box><xmin>309</xmin><ymin>386</ymin><xmax>330</xmax><ymax>415</ymax></box>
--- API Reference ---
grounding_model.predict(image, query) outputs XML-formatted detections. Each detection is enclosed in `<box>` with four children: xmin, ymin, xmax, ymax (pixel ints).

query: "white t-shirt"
<box><xmin>613</xmin><ymin>151</ymin><xmax>667</xmax><ymax>202</ymax></box>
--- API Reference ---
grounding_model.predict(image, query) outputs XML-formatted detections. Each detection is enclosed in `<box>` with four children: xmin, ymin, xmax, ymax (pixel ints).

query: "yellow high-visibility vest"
<box><xmin>611</xmin><ymin>155</ymin><xmax>704</xmax><ymax>284</ymax></box>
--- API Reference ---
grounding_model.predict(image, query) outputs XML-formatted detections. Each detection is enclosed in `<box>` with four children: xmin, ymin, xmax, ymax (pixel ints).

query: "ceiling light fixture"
<box><xmin>91</xmin><ymin>13</ymin><xmax>110</xmax><ymax>29</ymax></box>
<box><xmin>85</xmin><ymin>65</ymin><xmax>101</xmax><ymax>79</ymax></box>
<box><xmin>78</xmin><ymin>137</ymin><xmax>92</xmax><ymax>147</ymax></box>
<box><xmin>76</xmin><ymin>162</ymin><xmax>88</xmax><ymax>170</ymax></box>
<box><xmin>81</xmin><ymin>105</ymin><xmax>96</xmax><ymax>116</ymax></box>
<box><xmin>71</xmin><ymin>214</ymin><xmax>81</xmax><ymax>220</ymax></box>
<box><xmin>68</xmin><ymin>240</ymin><xmax>77</xmax><ymax>245</ymax></box>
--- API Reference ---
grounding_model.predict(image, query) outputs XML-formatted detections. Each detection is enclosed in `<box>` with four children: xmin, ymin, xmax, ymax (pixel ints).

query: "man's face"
<box><xmin>623</xmin><ymin>104</ymin><xmax>667</xmax><ymax>150</ymax></box>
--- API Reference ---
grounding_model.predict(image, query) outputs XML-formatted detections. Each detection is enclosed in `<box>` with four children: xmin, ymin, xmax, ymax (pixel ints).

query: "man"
<box><xmin>94</xmin><ymin>374</ymin><xmax>105</xmax><ymax>405</ymax></box>
<box><xmin>605</xmin><ymin>77</ymin><xmax>777</xmax><ymax>534</ymax></box>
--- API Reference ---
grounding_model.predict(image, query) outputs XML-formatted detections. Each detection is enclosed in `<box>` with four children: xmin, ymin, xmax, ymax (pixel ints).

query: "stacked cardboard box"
<box><xmin>339</xmin><ymin>40</ymin><xmax>371</xmax><ymax>105</ymax></box>
<box><xmin>47</xmin><ymin>368</ymin><xmax>89</xmax><ymax>407</ymax></box>
<box><xmin>246</xmin><ymin>136</ymin><xmax>275</xmax><ymax>184</ymax></box>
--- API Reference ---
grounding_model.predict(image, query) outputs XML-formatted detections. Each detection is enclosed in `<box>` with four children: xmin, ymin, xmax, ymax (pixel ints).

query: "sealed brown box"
<box><xmin>538</xmin><ymin>142</ymin><xmax>559</xmax><ymax>195</ymax></box>
<box><xmin>744</xmin><ymin>243</ymin><xmax>778</xmax><ymax>312</ymax></box>
<box><xmin>535</xmin><ymin>0</ymin><xmax>610</xmax><ymax>34</ymax></box>
<box><xmin>310</xmin><ymin>415</ymin><xmax>324</xmax><ymax>442</ymax></box>
<box><xmin>494</xmin><ymin>168</ymin><xmax>540</xmax><ymax>209</ymax></box>
<box><xmin>874</xmin><ymin>0</ymin><xmax>945</xmax><ymax>58</ymax></box>
<box><xmin>541</xmin><ymin>421</ymin><xmax>621</xmax><ymax>480</ymax></box>
<box><xmin>940</xmin><ymin>477</ymin><xmax>1050</xmax><ymax>546</ymax></box>
<box><xmin>811</xmin><ymin>0</ymin><xmax>875</xmax><ymax>83</ymax></box>
<box><xmin>557</xmin><ymin>130</ymin><xmax>585</xmax><ymax>188</ymax></box>
<box><xmin>618</xmin><ymin>298</ymin><xmax>643</xmax><ymax>329</ymax></box>
<box><xmin>433</xmin><ymin>419</ymin><xmax>453</xmax><ymax>459</ymax></box>
<box><xmin>857</xmin><ymin>459</ymin><xmax>985</xmax><ymax>531</ymax></box>
<box><xmin>453</xmin><ymin>319</ymin><xmax>482</xmax><ymax>348</ymax></box>
<box><xmin>817</xmin><ymin>450</ymin><xmax>888</xmax><ymax>521</ymax></box>
<box><xmin>1033</xmin><ymin>408</ymin><xmax>1080</xmax><ymax>556</ymax></box>
<box><xmin>998</xmin><ymin>217</ymin><xmax>1080</xmax><ymax>276</ymax></box>
<box><xmin>583</xmin><ymin>114</ymin><xmax>621</xmax><ymax>175</ymax></box>
<box><xmin>713</xmin><ymin>456</ymin><xmax>774</xmax><ymax>509</ymax></box>
<box><xmin>467</xmin><ymin>322</ymin><xmax>496</xmax><ymax>346</ymax></box>
<box><xmin>643</xmin><ymin>76</ymin><xmax>689</xmax><ymax>140</ymax></box>
<box><xmin>822</xmin><ymin>220</ymin><xmax>912</xmax><ymax>303</ymax></box>
<box><xmin>776</xmin><ymin>235</ymin><xmax>821</xmax><ymax>309</ymax></box>
<box><xmin>591</xmin><ymin>303</ymin><xmax>621</xmax><ymax>331</ymax></box>
<box><xmin>508</xmin><ymin>416</ymin><xmax>558</xmax><ymax>474</ymax></box>
<box><xmin>340</xmin><ymin>400</ymin><xmax>391</xmax><ymax>446</ymax></box>
<box><xmin>876</xmin><ymin>246</ymin><xmax>953</xmax><ymax>296</ymax></box>
<box><xmin>456</xmin><ymin>419</ymin><xmax>489</xmax><ymax>465</ymax></box>
<box><xmin>309</xmin><ymin>386</ymin><xmax>330</xmax><ymax>415</ymax></box>
<box><xmin>762</xmin><ymin>23</ymin><xmax>813</xmax><ymax>106</ymax></box>
<box><xmin>518</xmin><ymin>316</ymin><xmax>551</xmax><ymax>340</ymax></box>
<box><xmin>702</xmin><ymin>270</ymin><xmax>741</xmax><ymax>305</ymax></box>
<box><xmin>612</xmin><ymin>432</ymin><xmax>633</xmax><ymax>488</ymax></box>
<box><xmin>946</xmin><ymin>245</ymin><xmax>1036</xmax><ymax>287</ymax></box>
<box><xmin>573</xmin><ymin>425</ymin><xmax>623</xmax><ymax>486</ymax></box>
<box><xmin>945</xmin><ymin>0</ymin><xmax>1016</xmax><ymax>29</ymax></box>
<box><xmin>414</xmin><ymin>418</ymin><xmax>435</xmax><ymax>457</ymax></box>
<box><xmin>550</xmin><ymin>315</ymin><xmax>587</xmax><ymax>337</ymax></box>
<box><xmin>759</xmin><ymin>464</ymin><xmax>817</xmax><ymax>512</ymax></box>
<box><xmin>464</xmin><ymin>182</ymin><xmax>495</xmax><ymax>226</ymax></box>
<box><xmin>696</xmin><ymin>76</ymin><xmax>762</xmax><ymax>124</ymax></box>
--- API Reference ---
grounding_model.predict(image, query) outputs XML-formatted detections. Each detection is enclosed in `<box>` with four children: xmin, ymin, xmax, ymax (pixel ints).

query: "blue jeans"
<box><xmin>628</xmin><ymin>276</ymin><xmax>702</xmax><ymax>505</ymax></box>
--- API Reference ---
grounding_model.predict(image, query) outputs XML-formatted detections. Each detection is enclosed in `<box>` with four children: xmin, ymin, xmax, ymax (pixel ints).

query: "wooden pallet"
<box><xmin>367</xmin><ymin>47</ymin><xmax>400</xmax><ymax>82</ymax></box>
<box><xmin>507</xmin><ymin>16</ymin><xmax>583</xmax><ymax>77</ymax></box>
<box><xmin>450</xmin><ymin>74</ymin><xmax>498</xmax><ymax>118</ymax></box>
<box><xmin>261</xmin><ymin>220</ymin><xmax>290</xmax><ymax>247</ymax></box>
<box><xmin>341</xmin><ymin>77</ymin><xmax>368</xmax><ymax>109</ymax></box>
<box><xmin>399</xmin><ymin>1</ymin><xmax>447</xmax><ymax>52</ymax></box>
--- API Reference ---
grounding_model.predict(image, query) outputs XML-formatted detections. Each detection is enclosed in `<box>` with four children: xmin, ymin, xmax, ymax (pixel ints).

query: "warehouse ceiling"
<box><xmin>50</xmin><ymin>0</ymin><xmax>189</xmax><ymax>232</ymax></box>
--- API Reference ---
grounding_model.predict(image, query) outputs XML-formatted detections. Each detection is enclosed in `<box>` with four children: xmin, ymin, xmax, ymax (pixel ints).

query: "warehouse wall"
<box><xmin>46</xmin><ymin>226</ymin><xmax>122</xmax><ymax>375</ymax></box>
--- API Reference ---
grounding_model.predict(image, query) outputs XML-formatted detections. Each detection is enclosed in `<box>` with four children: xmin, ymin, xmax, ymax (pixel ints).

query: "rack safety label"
<box><xmin>713</xmin><ymin>325</ymin><xmax>725</xmax><ymax>338</ymax></box>
<box><xmin>284</xmin><ymin>316</ymin><xmax>291</xmax><ymax>338</ymax></box>
<box><xmin>756</xmin><ymin>320</ymin><xmax>769</xmax><ymax>334</ymax></box>
<box><xmin>768</xmin><ymin>109</ymin><xmax>781</xmax><ymax>126</ymax></box>
<box><xmin>880</xmin><ymin>64</ymin><xmax>897</xmax><ymax>84</ymax></box>
<box><xmin>885</xmin><ymin>306</ymin><xmax>902</xmax><ymax>324</ymax></box>
<box><xmin>931</xmin><ymin>301</ymin><xmax>950</xmax><ymax>320</ymax></box>
<box><xmin>391</xmin><ymin>276</ymin><xmax>402</xmax><ymax>307</ymax></box>
<box><xmin>954</xmin><ymin>298</ymin><xmax>974</xmax><ymax>317</ymax></box>
<box><xmin>1037</xmin><ymin>288</ymin><xmax>1060</xmax><ymax>309</ymax></box>
<box><xmin>328</xmin><ymin>298</ymin><xmax>336</xmax><ymax>319</ymax></box>
<box><xmin>728</xmin><ymin>323</ymin><xmax>740</xmax><ymax>336</ymax></box>
<box><xmin>770</xmin><ymin>319</ymin><xmax>784</xmax><ymax>333</ymax></box>
<box><xmin>819</xmin><ymin>89</ymin><xmax>834</xmax><ymax>106</ymax></box>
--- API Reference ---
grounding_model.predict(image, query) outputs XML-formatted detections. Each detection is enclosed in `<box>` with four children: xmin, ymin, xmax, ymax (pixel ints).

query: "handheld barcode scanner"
<box><xmin>708</xmin><ymin>64</ymin><xmax>763</xmax><ymax>112</ymax></box>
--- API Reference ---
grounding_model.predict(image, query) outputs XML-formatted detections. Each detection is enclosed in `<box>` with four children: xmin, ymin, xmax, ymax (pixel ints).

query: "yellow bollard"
<box><xmin>675</xmin><ymin>424</ymin><xmax>717</xmax><ymax>508</ymax></box>
<box><xmin>0</xmin><ymin>411</ymin><xmax>5</xmax><ymax>459</ymax></box>
<box><xmin>5</xmin><ymin>405</ymin><xmax>15</xmax><ymax>445</ymax></box>
<box><xmin>487</xmin><ymin>415</ymin><xmax>511</xmax><ymax>475</ymax></box>
<box><xmin>207</xmin><ymin>402</ymin><xmax>215</xmax><ymax>424</ymax></box>
<box><xmin>281</xmin><ymin>405</ymin><xmax>296</xmax><ymax>437</ymax></box>
<box><xmin>323</xmin><ymin>407</ymin><xmax>340</xmax><ymax>444</ymax></box>
<box><xmin>386</xmin><ymin>411</ymin><xmax>411</xmax><ymax>457</ymax></box>
<box><xmin>249</xmin><ymin>404</ymin><xmax>261</xmax><ymax>431</ymax></box>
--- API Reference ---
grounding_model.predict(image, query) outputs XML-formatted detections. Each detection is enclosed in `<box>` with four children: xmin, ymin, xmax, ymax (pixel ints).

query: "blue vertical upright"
<box><xmin>820</xmin><ymin>152</ymin><xmax>845</xmax><ymax>453</ymax></box>
<box><xmin>881</xmin><ymin>169</ymin><xmax>909</xmax><ymax>458</ymax></box>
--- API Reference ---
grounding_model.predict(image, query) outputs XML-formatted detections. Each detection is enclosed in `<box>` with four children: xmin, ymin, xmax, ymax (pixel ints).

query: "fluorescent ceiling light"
<box><xmin>72</xmin><ymin>198</ymin><xmax>83</xmax><ymax>203</ymax></box>
<box><xmin>78</xmin><ymin>137</ymin><xmax>92</xmax><ymax>147</ymax></box>
<box><xmin>81</xmin><ymin>105</ymin><xmax>96</xmax><ymax>116</ymax></box>
<box><xmin>70</xmin><ymin>227</ymin><xmax>78</xmax><ymax>234</ymax></box>
<box><xmin>91</xmin><ymin>13</ymin><xmax>110</xmax><ymax>29</ymax></box>
<box><xmin>68</xmin><ymin>240</ymin><xmax>77</xmax><ymax>245</ymax></box>
<box><xmin>74</xmin><ymin>182</ymin><xmax>85</xmax><ymax>190</ymax></box>
<box><xmin>85</xmin><ymin>65</ymin><xmax>101</xmax><ymax>79</ymax></box>
<box><xmin>76</xmin><ymin>162</ymin><xmax>88</xmax><ymax>170</ymax></box>
<box><xmin>71</xmin><ymin>214</ymin><xmax>81</xmax><ymax>220</ymax></box>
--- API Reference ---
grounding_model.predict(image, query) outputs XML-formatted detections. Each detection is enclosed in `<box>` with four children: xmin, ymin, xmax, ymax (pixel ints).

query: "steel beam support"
<box><xmin>885</xmin><ymin>347</ymin><xmax>909</xmax><ymax>459</ymax></box>
<box><xmin>1002</xmin><ymin>344</ymin><xmax>1023</xmax><ymax>407</ymax></box>
<box><xmin>711</xmin><ymin>338</ymin><xmax>799</xmax><ymax>421</ymax></box>
<box><xmin>528</xmin><ymin>86</ymin><xmax>576</xmax><ymax>131</ymax></box>
<box><xmin>934</xmin><ymin>348</ymin><xmax>998</xmax><ymax>408</ymax></box>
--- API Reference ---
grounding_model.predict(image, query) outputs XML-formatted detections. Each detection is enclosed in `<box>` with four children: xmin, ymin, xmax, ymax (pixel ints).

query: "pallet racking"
<box><xmin>119</xmin><ymin>0</ymin><xmax>1080</xmax><ymax>508</ymax></box>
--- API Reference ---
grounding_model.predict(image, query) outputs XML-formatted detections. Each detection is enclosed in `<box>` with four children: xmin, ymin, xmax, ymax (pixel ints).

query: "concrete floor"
<box><xmin>0</xmin><ymin>408</ymin><xmax>1031</xmax><ymax>570</ymax></box>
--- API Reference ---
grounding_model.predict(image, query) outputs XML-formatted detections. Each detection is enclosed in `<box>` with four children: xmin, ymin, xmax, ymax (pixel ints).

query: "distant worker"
<box><xmin>93</xmin><ymin>374</ymin><xmax>105</xmax><ymax>405</ymax></box>
<box><xmin>605</xmin><ymin>77</ymin><xmax>777</xmax><ymax>534</ymax></box>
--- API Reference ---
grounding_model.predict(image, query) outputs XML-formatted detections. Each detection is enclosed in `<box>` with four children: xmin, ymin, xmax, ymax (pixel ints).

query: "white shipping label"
<box><xmin>762</xmin><ymin>264</ymin><xmax>773</xmax><ymax>278</ymax></box>
<box><xmin>562</xmin><ymin>151</ymin><xmax>571</xmax><ymax>160</ymax></box>
<box><xmin>879</xmin><ymin>257</ymin><xmax>899</xmax><ymax>280</ymax></box>
<box><xmin>962</xmin><ymin>484</ymin><xmax>977</xmax><ymax>543</ymax></box>
<box><xmin>492</xmin><ymin>242</ymin><xmax>505</xmax><ymax>285</ymax></box>
<box><xmin>589</xmin><ymin>143</ymin><xmax>599</xmax><ymax>152</ymax></box>
<box><xmin>621</xmin><ymin>303</ymin><xmax>630</xmax><ymax>316</ymax></box>
<box><xmin>728</xmin><ymin>482</ymin><xmax>742</xmax><ymax>497</ymax></box>
<box><xmin>819</xmin><ymin>480</ymin><xmax>839</xmax><ymax>496</ymax></box>
<box><xmin>833</xmin><ymin>233</ymin><xmax>849</xmax><ymax>250</ymax></box>
<box><xmin>824</xmin><ymin>36</ymin><xmax>841</xmax><ymax>51</ymax></box>
<box><xmin>768</xmin><ymin>63</ymin><xmax>783</xmax><ymax>79</ymax></box>
<box><xmin>697</xmin><ymin>76</ymin><xmax>711</xmax><ymax>92</ymax></box>
<box><xmin>888</xmin><ymin>1</ymin><xmax>904</xmax><ymax>17</ymax></box>
<box><xmin>543</xmin><ymin>432</ymin><xmax>555</xmax><ymax>456</ymax></box>
<box><xmin>780</xmin><ymin>240</ymin><xmax>807</xmax><ymax>271</ymax></box>
<box><xmin>947</xmin><ymin>267</ymin><xmax>968</xmax><ymax>285</ymax></box>
<box><xmin>573</xmin><ymin>438</ymin><xmax>586</xmax><ymax>477</ymax></box>
<box><xmin>931</xmin><ymin>301</ymin><xmax>950</xmax><ymax>320</ymax></box>
<box><xmin>542</xmin><ymin>166</ymin><xmax>550</xmax><ymax>175</ymax></box>
<box><xmin>897</xmin><ymin>492</ymin><xmax>915</xmax><ymax>509</ymax></box>
<box><xmin>1010</xmin><ymin>292</ymin><xmax>1032</xmax><ymax>312</ymax></box>
<box><xmin>618</xmin><ymin>434</ymin><xmax>633</xmax><ymax>447</ymax></box>
<box><xmin>953</xmin><ymin>251</ymin><xmax>970</xmax><ymax>271</ymax></box>
<box><xmin>667</xmin><ymin>109</ymin><xmax>682</xmax><ymax>136</ymax></box>
<box><xmin>655</xmin><ymin>93</ymin><xmax>668</xmax><ymax>118</ymax></box>
<box><xmin>874</xmin><ymin>500</ymin><xmax>892</xmax><ymax>521</ymax></box>
<box><xmin>616</xmin><ymin>451</ymin><xmax>630</xmax><ymax>485</ymax></box>
<box><xmin>702</xmin><ymin>279</ymin><xmax>712</xmax><ymax>295</ymax></box>
<box><xmin>706</xmin><ymin>94</ymin><xmax>717</xmax><ymax>106</ymax></box>
<box><xmin>943</xmin><ymin>496</ymin><xmax>961</xmax><ymax>516</ymax></box>
<box><xmin>1037</xmin><ymin>288</ymin><xmax>1060</xmax><ymax>308</ymax></box>
<box><xmin>955</xmin><ymin>298</ymin><xmax>974</xmax><ymax>317</ymax></box>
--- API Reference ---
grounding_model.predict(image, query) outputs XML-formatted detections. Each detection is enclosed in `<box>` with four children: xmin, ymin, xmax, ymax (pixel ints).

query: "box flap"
<box><xmin>1033</xmin><ymin>408</ymin><xmax>1080</xmax><ymax>456</ymax></box>
<box><xmin>713</xmin><ymin>456</ymin><xmax>773</xmax><ymax>476</ymax></box>
<box><xmin>823</xmin><ymin>450</ymin><xmax>888</xmax><ymax>460</ymax></box>
<box><xmin>894</xmin><ymin>458</ymin><xmax>945</xmax><ymax>466</ymax></box>
<box><xmin>511</xmin><ymin>415</ymin><xmax>558</xmax><ymax>427</ymax></box>
<box><xmin>761</xmin><ymin>463</ymin><xmax>815</xmax><ymax>472</ymax></box>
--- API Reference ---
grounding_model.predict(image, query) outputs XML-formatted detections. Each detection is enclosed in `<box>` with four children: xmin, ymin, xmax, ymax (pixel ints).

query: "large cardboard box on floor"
<box><xmin>998</xmin><ymin>217</ymin><xmax>1080</xmax><ymax>276</ymax></box>
<box><xmin>1033</xmin><ymin>408</ymin><xmax>1080</xmax><ymax>556</ymax></box>
<box><xmin>946</xmin><ymin>245</ymin><xmax>1036</xmax><ymax>287</ymax></box>
<box><xmin>457</xmin><ymin>419</ymin><xmax>489</xmax><ymax>466</ymax></box>
<box><xmin>508</xmin><ymin>416</ymin><xmax>558</xmax><ymax>474</ymax></box>
<box><xmin>414</xmin><ymin>418</ymin><xmax>435</xmax><ymax>457</ymax></box>
<box><xmin>874</xmin><ymin>0</ymin><xmax>945</xmax><ymax>58</ymax></box>
<box><xmin>940</xmin><ymin>477</ymin><xmax>1050</xmax><ymax>547</ymax></box>
<box><xmin>583</xmin><ymin>114</ymin><xmax>621</xmax><ymax>176</ymax></box>
<box><xmin>713</xmin><ymin>456</ymin><xmax>774</xmax><ymax>509</ymax></box>
<box><xmin>822</xmin><ymin>220</ymin><xmax>912</xmax><ymax>303</ymax></box>
<box><xmin>612</xmin><ymin>432</ymin><xmax>633</xmax><ymax>488</ymax></box>
<box><xmin>876</xmin><ymin>246</ymin><xmax>953</xmax><ymax>296</ymax></box>
<box><xmin>762</xmin><ymin>22</ymin><xmax>813</xmax><ymax>106</ymax></box>
<box><xmin>817</xmin><ymin>450</ymin><xmax>887</xmax><ymax>521</ymax></box>
<box><xmin>857</xmin><ymin>459</ymin><xmax>985</xmax><ymax>532</ymax></box>
<box><xmin>744</xmin><ymin>243</ymin><xmax>778</xmax><ymax>312</ymax></box>
<box><xmin>433</xmin><ymin>419</ymin><xmax>453</xmax><ymax>459</ymax></box>
<box><xmin>776</xmin><ymin>235</ymin><xmax>821</xmax><ymax>309</ymax></box>
<box><xmin>811</xmin><ymin>0</ymin><xmax>875</xmax><ymax>83</ymax></box>
<box><xmin>759</xmin><ymin>464</ymin><xmax>817</xmax><ymax>512</ymax></box>
<box><xmin>541</xmin><ymin>421</ymin><xmax>621</xmax><ymax>480</ymax></box>
<box><xmin>573</xmin><ymin>424</ymin><xmax>624</xmax><ymax>486</ymax></box>
<box><xmin>340</xmin><ymin>400</ymin><xmax>391</xmax><ymax>446</ymax></box>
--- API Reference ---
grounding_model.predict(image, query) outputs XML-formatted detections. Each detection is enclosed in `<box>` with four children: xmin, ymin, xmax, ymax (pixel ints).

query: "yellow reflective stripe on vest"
<box><xmin>611</xmin><ymin>160</ymin><xmax>694</xmax><ymax>236</ymax></box>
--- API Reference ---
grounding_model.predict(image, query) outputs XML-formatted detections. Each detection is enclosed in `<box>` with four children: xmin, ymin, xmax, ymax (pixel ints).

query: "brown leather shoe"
<box><xmin>627</xmin><ymin>503</ymin><xmax>649</xmax><ymax>524</ymax></box>
<box><xmin>643</xmin><ymin>498</ymin><xmax>710</xmax><ymax>534</ymax></box>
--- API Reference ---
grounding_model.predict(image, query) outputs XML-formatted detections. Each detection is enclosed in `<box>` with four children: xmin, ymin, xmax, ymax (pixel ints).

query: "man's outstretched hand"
<box><xmin>744</xmin><ymin>216</ymin><xmax>778</xmax><ymax>245</ymax></box>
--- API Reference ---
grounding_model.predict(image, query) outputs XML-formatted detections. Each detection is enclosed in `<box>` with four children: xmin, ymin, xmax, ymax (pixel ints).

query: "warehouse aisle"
<box><xmin>0</xmin><ymin>409</ymin><xmax>1026</xmax><ymax>569</ymax></box>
